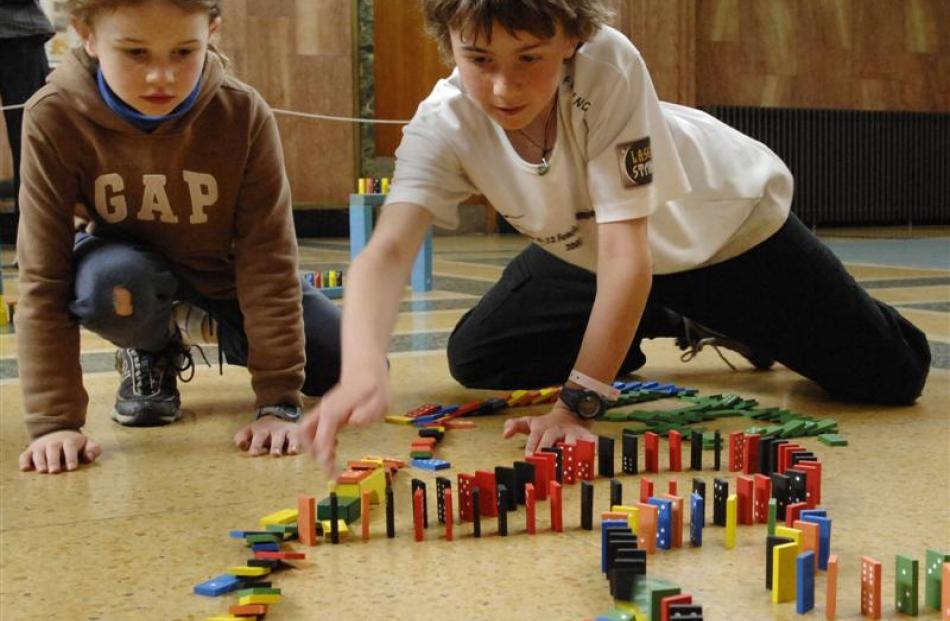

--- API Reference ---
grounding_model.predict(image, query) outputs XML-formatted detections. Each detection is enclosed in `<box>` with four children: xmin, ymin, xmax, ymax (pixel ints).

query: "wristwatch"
<box><xmin>558</xmin><ymin>386</ymin><xmax>610</xmax><ymax>420</ymax></box>
<box><xmin>255</xmin><ymin>403</ymin><xmax>302</xmax><ymax>422</ymax></box>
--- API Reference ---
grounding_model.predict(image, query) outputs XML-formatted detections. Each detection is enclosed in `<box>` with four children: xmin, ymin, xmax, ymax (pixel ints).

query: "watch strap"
<box><xmin>568</xmin><ymin>369</ymin><xmax>620</xmax><ymax>400</ymax></box>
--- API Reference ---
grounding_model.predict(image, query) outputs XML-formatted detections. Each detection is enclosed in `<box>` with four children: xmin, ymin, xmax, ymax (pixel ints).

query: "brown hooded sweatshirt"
<box><xmin>16</xmin><ymin>48</ymin><xmax>305</xmax><ymax>439</ymax></box>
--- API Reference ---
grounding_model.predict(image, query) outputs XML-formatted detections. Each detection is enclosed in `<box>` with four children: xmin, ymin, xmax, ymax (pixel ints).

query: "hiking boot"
<box><xmin>676</xmin><ymin>318</ymin><xmax>775</xmax><ymax>371</ymax></box>
<box><xmin>113</xmin><ymin>341</ymin><xmax>194</xmax><ymax>426</ymax></box>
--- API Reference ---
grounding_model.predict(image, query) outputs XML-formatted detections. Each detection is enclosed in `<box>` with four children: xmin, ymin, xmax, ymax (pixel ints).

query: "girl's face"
<box><xmin>450</xmin><ymin>21</ymin><xmax>578</xmax><ymax>131</ymax></box>
<box><xmin>76</xmin><ymin>0</ymin><xmax>219</xmax><ymax>116</ymax></box>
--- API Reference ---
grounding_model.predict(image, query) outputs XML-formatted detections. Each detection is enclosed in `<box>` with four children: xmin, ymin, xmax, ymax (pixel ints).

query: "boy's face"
<box><xmin>450</xmin><ymin>21</ymin><xmax>578</xmax><ymax>131</ymax></box>
<box><xmin>75</xmin><ymin>0</ymin><xmax>219</xmax><ymax>116</ymax></box>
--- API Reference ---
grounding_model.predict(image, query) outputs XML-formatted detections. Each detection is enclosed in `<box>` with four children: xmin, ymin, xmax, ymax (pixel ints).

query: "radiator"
<box><xmin>701</xmin><ymin>107</ymin><xmax>950</xmax><ymax>226</ymax></box>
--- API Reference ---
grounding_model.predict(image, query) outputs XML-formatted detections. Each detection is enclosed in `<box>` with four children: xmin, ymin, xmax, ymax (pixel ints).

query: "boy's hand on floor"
<box><xmin>19</xmin><ymin>430</ymin><xmax>102</xmax><ymax>474</ymax></box>
<box><xmin>299</xmin><ymin>364</ymin><xmax>391</xmax><ymax>477</ymax></box>
<box><xmin>234</xmin><ymin>416</ymin><xmax>302</xmax><ymax>457</ymax></box>
<box><xmin>502</xmin><ymin>403</ymin><xmax>596</xmax><ymax>455</ymax></box>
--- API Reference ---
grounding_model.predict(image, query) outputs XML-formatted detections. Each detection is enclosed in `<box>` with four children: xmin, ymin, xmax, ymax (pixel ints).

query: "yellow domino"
<box><xmin>725</xmin><ymin>494</ymin><xmax>737</xmax><ymax>549</ymax></box>
<box><xmin>612</xmin><ymin>505</ymin><xmax>640</xmax><ymax>534</ymax></box>
<box><xmin>774</xmin><ymin>525</ymin><xmax>803</xmax><ymax>549</ymax></box>
<box><xmin>772</xmin><ymin>541</ymin><xmax>799</xmax><ymax>603</ymax></box>
<box><xmin>614</xmin><ymin>599</ymin><xmax>648</xmax><ymax>621</ymax></box>
<box><xmin>321</xmin><ymin>519</ymin><xmax>349</xmax><ymax>537</ymax></box>
<box><xmin>359</xmin><ymin>466</ymin><xmax>386</xmax><ymax>504</ymax></box>
<box><xmin>238</xmin><ymin>593</ymin><xmax>282</xmax><ymax>605</ymax></box>
<box><xmin>228</xmin><ymin>565</ymin><xmax>271</xmax><ymax>577</ymax></box>
<box><xmin>259</xmin><ymin>508</ymin><xmax>298</xmax><ymax>526</ymax></box>
<box><xmin>384</xmin><ymin>415</ymin><xmax>413</xmax><ymax>425</ymax></box>
<box><xmin>205</xmin><ymin>616</ymin><xmax>242</xmax><ymax>621</ymax></box>
<box><xmin>506</xmin><ymin>389</ymin><xmax>527</xmax><ymax>406</ymax></box>
<box><xmin>531</xmin><ymin>387</ymin><xmax>558</xmax><ymax>405</ymax></box>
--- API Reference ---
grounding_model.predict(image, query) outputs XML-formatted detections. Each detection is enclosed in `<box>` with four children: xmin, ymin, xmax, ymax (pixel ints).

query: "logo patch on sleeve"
<box><xmin>616</xmin><ymin>137</ymin><xmax>653</xmax><ymax>187</ymax></box>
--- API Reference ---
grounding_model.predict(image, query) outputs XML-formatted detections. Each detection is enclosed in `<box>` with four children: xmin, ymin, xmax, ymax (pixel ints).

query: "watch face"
<box><xmin>577</xmin><ymin>393</ymin><xmax>602</xmax><ymax>418</ymax></box>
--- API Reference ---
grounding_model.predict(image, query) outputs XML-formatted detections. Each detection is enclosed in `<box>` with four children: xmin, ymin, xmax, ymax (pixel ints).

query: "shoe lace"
<box><xmin>678</xmin><ymin>320</ymin><xmax>739</xmax><ymax>371</ymax></box>
<box><xmin>679</xmin><ymin>336</ymin><xmax>738</xmax><ymax>370</ymax></box>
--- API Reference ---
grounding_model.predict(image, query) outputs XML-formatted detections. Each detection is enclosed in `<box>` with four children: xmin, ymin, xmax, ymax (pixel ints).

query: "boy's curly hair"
<box><xmin>67</xmin><ymin>0</ymin><xmax>220</xmax><ymax>24</ymax></box>
<box><xmin>422</xmin><ymin>0</ymin><xmax>612</xmax><ymax>63</ymax></box>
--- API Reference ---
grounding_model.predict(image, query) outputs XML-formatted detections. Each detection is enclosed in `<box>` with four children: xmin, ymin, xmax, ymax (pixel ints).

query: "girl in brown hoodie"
<box><xmin>17</xmin><ymin>0</ymin><xmax>341</xmax><ymax>473</ymax></box>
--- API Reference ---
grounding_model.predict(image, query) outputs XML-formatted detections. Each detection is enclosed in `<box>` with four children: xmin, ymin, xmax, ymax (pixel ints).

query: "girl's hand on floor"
<box><xmin>19</xmin><ymin>429</ymin><xmax>102</xmax><ymax>474</ymax></box>
<box><xmin>234</xmin><ymin>416</ymin><xmax>302</xmax><ymax>457</ymax></box>
<box><xmin>502</xmin><ymin>402</ymin><xmax>597</xmax><ymax>455</ymax></box>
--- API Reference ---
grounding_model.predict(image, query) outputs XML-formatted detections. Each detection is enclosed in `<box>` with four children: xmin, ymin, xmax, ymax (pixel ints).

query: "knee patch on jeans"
<box><xmin>112</xmin><ymin>286</ymin><xmax>134</xmax><ymax>317</ymax></box>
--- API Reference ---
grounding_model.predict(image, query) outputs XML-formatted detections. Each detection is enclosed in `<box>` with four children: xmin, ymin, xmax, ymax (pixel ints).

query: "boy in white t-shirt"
<box><xmin>301</xmin><ymin>0</ymin><xmax>931</xmax><ymax>472</ymax></box>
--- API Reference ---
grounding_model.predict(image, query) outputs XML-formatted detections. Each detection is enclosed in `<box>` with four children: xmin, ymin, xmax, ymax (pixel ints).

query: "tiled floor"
<box><xmin>0</xmin><ymin>230</ymin><xmax>948</xmax><ymax>620</ymax></box>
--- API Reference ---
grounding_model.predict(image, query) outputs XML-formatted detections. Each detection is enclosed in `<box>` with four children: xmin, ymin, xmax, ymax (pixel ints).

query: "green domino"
<box><xmin>925</xmin><ymin>549</ymin><xmax>950</xmax><ymax>610</ymax></box>
<box><xmin>245</xmin><ymin>533</ymin><xmax>281</xmax><ymax>545</ymax></box>
<box><xmin>817</xmin><ymin>433</ymin><xmax>849</xmax><ymax>446</ymax></box>
<box><xmin>317</xmin><ymin>495</ymin><xmax>361</xmax><ymax>524</ymax></box>
<box><xmin>767</xmin><ymin>498</ymin><xmax>777</xmax><ymax>536</ymax></box>
<box><xmin>236</xmin><ymin>587</ymin><xmax>281</xmax><ymax>597</ymax></box>
<box><xmin>895</xmin><ymin>554</ymin><xmax>918</xmax><ymax>615</ymax></box>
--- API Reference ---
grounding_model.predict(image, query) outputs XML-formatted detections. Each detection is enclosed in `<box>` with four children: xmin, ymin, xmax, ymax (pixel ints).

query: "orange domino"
<box><xmin>660</xmin><ymin>493</ymin><xmax>683</xmax><ymax>548</ymax></box>
<box><xmin>361</xmin><ymin>490</ymin><xmax>371</xmax><ymax>542</ymax></box>
<box><xmin>636</xmin><ymin>502</ymin><xmax>658</xmax><ymax>555</ymax></box>
<box><xmin>793</xmin><ymin>520</ymin><xmax>819</xmax><ymax>570</ymax></box>
<box><xmin>230</xmin><ymin>604</ymin><xmax>268</xmax><ymax>616</ymax></box>
<box><xmin>826</xmin><ymin>554</ymin><xmax>838</xmax><ymax>620</ymax></box>
<box><xmin>444</xmin><ymin>420</ymin><xmax>477</xmax><ymax>430</ymax></box>
<box><xmin>411</xmin><ymin>438</ymin><xmax>437</xmax><ymax>448</ymax></box>
<box><xmin>549</xmin><ymin>480</ymin><xmax>563</xmax><ymax>532</ymax></box>
<box><xmin>413</xmin><ymin>488</ymin><xmax>425</xmax><ymax>542</ymax></box>
<box><xmin>860</xmin><ymin>556</ymin><xmax>882</xmax><ymax>619</ymax></box>
<box><xmin>602</xmin><ymin>511</ymin><xmax>631</xmax><ymax>521</ymax></box>
<box><xmin>297</xmin><ymin>494</ymin><xmax>317</xmax><ymax>546</ymax></box>
<box><xmin>525</xmin><ymin>483</ymin><xmax>536</xmax><ymax>535</ymax></box>
<box><xmin>337</xmin><ymin>469</ymin><xmax>370</xmax><ymax>484</ymax></box>
<box><xmin>444</xmin><ymin>487</ymin><xmax>454</xmax><ymax>541</ymax></box>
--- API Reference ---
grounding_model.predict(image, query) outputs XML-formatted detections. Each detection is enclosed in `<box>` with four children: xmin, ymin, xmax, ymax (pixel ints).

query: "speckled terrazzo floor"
<box><xmin>1</xmin><ymin>231</ymin><xmax>948</xmax><ymax>621</ymax></box>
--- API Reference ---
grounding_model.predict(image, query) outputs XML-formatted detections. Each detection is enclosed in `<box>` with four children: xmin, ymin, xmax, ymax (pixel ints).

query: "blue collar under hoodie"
<box><xmin>96</xmin><ymin>68</ymin><xmax>202</xmax><ymax>132</ymax></box>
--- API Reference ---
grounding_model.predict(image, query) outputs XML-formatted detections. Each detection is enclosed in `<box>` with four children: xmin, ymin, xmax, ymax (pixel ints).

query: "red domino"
<box><xmin>778</xmin><ymin>443</ymin><xmax>805</xmax><ymax>474</ymax></box>
<box><xmin>525</xmin><ymin>483</ymin><xmax>536</xmax><ymax>535</ymax></box>
<box><xmin>668</xmin><ymin>430</ymin><xmax>682</xmax><ymax>472</ymax></box>
<box><xmin>254</xmin><ymin>550</ymin><xmax>306</xmax><ymax>560</ymax></box>
<box><xmin>660</xmin><ymin>593</ymin><xmax>693</xmax><ymax>621</ymax></box>
<box><xmin>728</xmin><ymin>431</ymin><xmax>744</xmax><ymax>472</ymax></box>
<box><xmin>753</xmin><ymin>474</ymin><xmax>772</xmax><ymax>523</ymax></box>
<box><xmin>860</xmin><ymin>556</ymin><xmax>882</xmax><ymax>619</ymax></box>
<box><xmin>742</xmin><ymin>433</ymin><xmax>760</xmax><ymax>474</ymax></box>
<box><xmin>474</xmin><ymin>470</ymin><xmax>498</xmax><ymax>517</ymax></box>
<box><xmin>556</xmin><ymin>442</ymin><xmax>577</xmax><ymax>484</ymax></box>
<box><xmin>443</xmin><ymin>488</ymin><xmax>453</xmax><ymax>541</ymax></box>
<box><xmin>526</xmin><ymin>453</ymin><xmax>554</xmax><ymax>500</ymax></box>
<box><xmin>668</xmin><ymin>479</ymin><xmax>678</xmax><ymax>495</ymax></box>
<box><xmin>549</xmin><ymin>480</ymin><xmax>563</xmax><ymax>532</ymax></box>
<box><xmin>785</xmin><ymin>501</ymin><xmax>807</xmax><ymax>527</ymax></box>
<box><xmin>644</xmin><ymin>432</ymin><xmax>659</xmax><ymax>473</ymax></box>
<box><xmin>640</xmin><ymin>477</ymin><xmax>654</xmax><ymax>503</ymax></box>
<box><xmin>575</xmin><ymin>439</ymin><xmax>596</xmax><ymax>481</ymax></box>
<box><xmin>457</xmin><ymin>473</ymin><xmax>474</xmax><ymax>522</ymax></box>
<box><xmin>737</xmin><ymin>475</ymin><xmax>754</xmax><ymax>525</ymax></box>
<box><xmin>413</xmin><ymin>487</ymin><xmax>425</xmax><ymax>542</ymax></box>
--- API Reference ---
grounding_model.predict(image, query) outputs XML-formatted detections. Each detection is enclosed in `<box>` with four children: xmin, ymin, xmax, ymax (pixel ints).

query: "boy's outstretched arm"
<box><xmin>299</xmin><ymin>203</ymin><xmax>434</xmax><ymax>474</ymax></box>
<box><xmin>504</xmin><ymin>217</ymin><xmax>653</xmax><ymax>453</ymax></box>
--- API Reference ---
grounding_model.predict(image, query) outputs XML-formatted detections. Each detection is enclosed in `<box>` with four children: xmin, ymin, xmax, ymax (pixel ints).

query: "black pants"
<box><xmin>0</xmin><ymin>35</ymin><xmax>50</xmax><ymax>214</ymax></box>
<box><xmin>69</xmin><ymin>234</ymin><xmax>342</xmax><ymax>397</ymax></box>
<box><xmin>447</xmin><ymin>214</ymin><xmax>931</xmax><ymax>405</ymax></box>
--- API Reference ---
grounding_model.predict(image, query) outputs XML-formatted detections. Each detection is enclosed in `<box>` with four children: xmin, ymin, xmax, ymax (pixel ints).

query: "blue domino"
<box><xmin>690</xmin><ymin>492</ymin><xmax>704</xmax><ymax>547</ymax></box>
<box><xmin>194</xmin><ymin>573</ymin><xmax>242</xmax><ymax>597</ymax></box>
<box><xmin>796</xmin><ymin>551</ymin><xmax>816</xmax><ymax>613</ymax></box>
<box><xmin>647</xmin><ymin>497</ymin><xmax>673</xmax><ymax>550</ymax></box>
<box><xmin>250</xmin><ymin>542</ymin><xmax>280</xmax><ymax>552</ymax></box>
<box><xmin>800</xmin><ymin>510</ymin><xmax>832</xmax><ymax>570</ymax></box>
<box><xmin>411</xmin><ymin>458</ymin><xmax>450</xmax><ymax>471</ymax></box>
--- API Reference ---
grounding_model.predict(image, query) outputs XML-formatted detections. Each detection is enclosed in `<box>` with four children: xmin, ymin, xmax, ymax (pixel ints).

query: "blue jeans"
<box><xmin>69</xmin><ymin>233</ymin><xmax>341</xmax><ymax>396</ymax></box>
